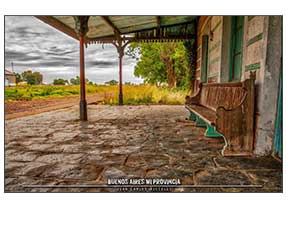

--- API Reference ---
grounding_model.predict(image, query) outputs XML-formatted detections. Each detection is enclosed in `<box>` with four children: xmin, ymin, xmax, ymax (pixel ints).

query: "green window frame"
<box><xmin>201</xmin><ymin>35</ymin><xmax>209</xmax><ymax>83</ymax></box>
<box><xmin>229</xmin><ymin>16</ymin><xmax>244</xmax><ymax>81</ymax></box>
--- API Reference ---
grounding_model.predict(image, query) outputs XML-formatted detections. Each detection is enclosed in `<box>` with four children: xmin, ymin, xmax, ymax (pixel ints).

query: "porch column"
<box><xmin>79</xmin><ymin>35</ymin><xmax>87</xmax><ymax>120</ymax></box>
<box><xmin>74</xmin><ymin>16</ymin><xmax>90</xmax><ymax>121</ymax></box>
<box><xmin>118</xmin><ymin>48</ymin><xmax>124</xmax><ymax>105</ymax></box>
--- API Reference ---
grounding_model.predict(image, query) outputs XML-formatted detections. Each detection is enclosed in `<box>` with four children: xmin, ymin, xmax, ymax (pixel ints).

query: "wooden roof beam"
<box><xmin>36</xmin><ymin>16</ymin><xmax>79</xmax><ymax>40</ymax></box>
<box><xmin>101</xmin><ymin>16</ymin><xmax>121</xmax><ymax>35</ymax></box>
<box><xmin>156</xmin><ymin>16</ymin><xmax>161</xmax><ymax>28</ymax></box>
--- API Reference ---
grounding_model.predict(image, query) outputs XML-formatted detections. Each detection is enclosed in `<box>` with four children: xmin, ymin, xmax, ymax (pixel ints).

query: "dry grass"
<box><xmin>5</xmin><ymin>84</ymin><xmax>188</xmax><ymax>105</ymax></box>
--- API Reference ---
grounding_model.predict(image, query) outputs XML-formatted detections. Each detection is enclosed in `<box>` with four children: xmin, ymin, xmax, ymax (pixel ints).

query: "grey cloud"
<box><xmin>5</xmin><ymin>16</ymin><xmax>142</xmax><ymax>83</ymax></box>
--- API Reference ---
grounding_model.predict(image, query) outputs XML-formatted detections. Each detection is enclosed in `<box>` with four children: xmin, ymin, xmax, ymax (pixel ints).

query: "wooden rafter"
<box><xmin>37</xmin><ymin>16</ymin><xmax>198</xmax><ymax>45</ymax></box>
<box><xmin>156</xmin><ymin>16</ymin><xmax>161</xmax><ymax>28</ymax></box>
<box><xmin>101</xmin><ymin>16</ymin><xmax>121</xmax><ymax>34</ymax></box>
<box><xmin>36</xmin><ymin>16</ymin><xmax>79</xmax><ymax>40</ymax></box>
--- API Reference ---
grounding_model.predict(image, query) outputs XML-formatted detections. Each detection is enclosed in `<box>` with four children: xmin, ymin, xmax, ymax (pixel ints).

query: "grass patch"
<box><xmin>5</xmin><ymin>84</ymin><xmax>188</xmax><ymax>105</ymax></box>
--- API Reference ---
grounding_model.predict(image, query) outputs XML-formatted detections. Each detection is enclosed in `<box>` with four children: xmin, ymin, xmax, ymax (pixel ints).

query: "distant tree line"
<box><xmin>14</xmin><ymin>70</ymin><xmax>137</xmax><ymax>86</ymax></box>
<box><xmin>15</xmin><ymin>70</ymin><xmax>43</xmax><ymax>85</ymax></box>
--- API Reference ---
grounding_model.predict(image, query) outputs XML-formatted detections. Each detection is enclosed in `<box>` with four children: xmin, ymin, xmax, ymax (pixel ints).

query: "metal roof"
<box><xmin>36</xmin><ymin>16</ymin><xmax>198</xmax><ymax>42</ymax></box>
<box><xmin>5</xmin><ymin>69</ymin><xmax>15</xmax><ymax>75</ymax></box>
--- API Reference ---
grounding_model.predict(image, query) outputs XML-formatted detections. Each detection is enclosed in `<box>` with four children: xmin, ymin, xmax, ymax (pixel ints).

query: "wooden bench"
<box><xmin>185</xmin><ymin>71</ymin><xmax>256</xmax><ymax>156</ymax></box>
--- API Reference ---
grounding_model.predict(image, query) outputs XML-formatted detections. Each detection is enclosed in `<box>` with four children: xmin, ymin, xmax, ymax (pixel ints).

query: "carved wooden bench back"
<box><xmin>199</xmin><ymin>82</ymin><xmax>247</xmax><ymax>111</ymax></box>
<box><xmin>186</xmin><ymin>72</ymin><xmax>256</xmax><ymax>156</ymax></box>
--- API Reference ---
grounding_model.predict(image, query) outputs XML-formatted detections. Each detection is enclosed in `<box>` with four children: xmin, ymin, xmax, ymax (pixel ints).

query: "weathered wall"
<box><xmin>195</xmin><ymin>16</ymin><xmax>210</xmax><ymax>89</ymax></box>
<box><xmin>195</xmin><ymin>16</ymin><xmax>223</xmax><ymax>86</ymax></box>
<box><xmin>252</xmin><ymin>16</ymin><xmax>282</xmax><ymax>155</ymax></box>
<box><xmin>208</xmin><ymin>16</ymin><xmax>223</xmax><ymax>83</ymax></box>
<box><xmin>194</xmin><ymin>15</ymin><xmax>282</xmax><ymax>155</ymax></box>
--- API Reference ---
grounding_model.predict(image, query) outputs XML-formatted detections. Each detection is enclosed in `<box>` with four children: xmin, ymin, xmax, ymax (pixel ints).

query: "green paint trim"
<box><xmin>196</xmin><ymin>116</ymin><xmax>207</xmax><ymax>127</ymax></box>
<box><xmin>248</xmin><ymin>16</ymin><xmax>255</xmax><ymax>21</ymax></box>
<box><xmin>211</xmin><ymin>19</ymin><xmax>222</xmax><ymax>32</ymax></box>
<box><xmin>209</xmin><ymin>56</ymin><xmax>220</xmax><ymax>65</ymax></box>
<box><xmin>204</xmin><ymin>124</ymin><xmax>223</xmax><ymax>137</ymax></box>
<box><xmin>209</xmin><ymin>41</ymin><xmax>221</xmax><ymax>54</ymax></box>
<box><xmin>245</xmin><ymin>62</ymin><xmax>261</xmax><ymax>71</ymax></box>
<box><xmin>247</xmin><ymin>33</ymin><xmax>263</xmax><ymax>46</ymax></box>
<box><xmin>189</xmin><ymin>112</ymin><xmax>197</xmax><ymax>121</ymax></box>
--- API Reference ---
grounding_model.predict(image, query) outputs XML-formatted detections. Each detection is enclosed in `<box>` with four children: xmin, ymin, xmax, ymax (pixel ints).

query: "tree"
<box><xmin>126</xmin><ymin>42</ymin><xmax>192</xmax><ymax>89</ymax></box>
<box><xmin>70</xmin><ymin>76</ymin><xmax>91</xmax><ymax>85</ymax></box>
<box><xmin>70</xmin><ymin>76</ymin><xmax>80</xmax><ymax>85</ymax></box>
<box><xmin>21</xmin><ymin>70</ymin><xmax>43</xmax><ymax>85</ymax></box>
<box><xmin>104</xmin><ymin>80</ymin><xmax>118</xmax><ymax>85</ymax></box>
<box><xmin>15</xmin><ymin>73</ymin><xmax>22</xmax><ymax>83</ymax></box>
<box><xmin>53</xmin><ymin>78</ymin><xmax>67</xmax><ymax>85</ymax></box>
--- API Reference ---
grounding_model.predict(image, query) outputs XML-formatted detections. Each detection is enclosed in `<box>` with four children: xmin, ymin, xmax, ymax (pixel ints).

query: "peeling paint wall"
<box><xmin>195</xmin><ymin>16</ymin><xmax>282</xmax><ymax>155</ymax></box>
<box><xmin>195</xmin><ymin>16</ymin><xmax>223</xmax><ymax>85</ymax></box>
<box><xmin>208</xmin><ymin>16</ymin><xmax>223</xmax><ymax>83</ymax></box>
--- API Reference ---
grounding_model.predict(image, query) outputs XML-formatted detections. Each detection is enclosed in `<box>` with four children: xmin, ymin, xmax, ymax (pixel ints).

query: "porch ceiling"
<box><xmin>36</xmin><ymin>16</ymin><xmax>198</xmax><ymax>42</ymax></box>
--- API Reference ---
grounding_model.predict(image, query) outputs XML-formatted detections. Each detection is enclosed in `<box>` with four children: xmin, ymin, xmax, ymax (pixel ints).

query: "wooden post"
<box><xmin>118</xmin><ymin>48</ymin><xmax>123</xmax><ymax>105</ymax></box>
<box><xmin>79</xmin><ymin>35</ymin><xmax>87</xmax><ymax>120</ymax></box>
<box><xmin>74</xmin><ymin>16</ymin><xmax>89</xmax><ymax>121</ymax></box>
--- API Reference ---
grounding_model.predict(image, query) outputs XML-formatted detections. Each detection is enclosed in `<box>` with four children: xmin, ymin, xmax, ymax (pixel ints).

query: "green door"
<box><xmin>230</xmin><ymin>16</ymin><xmax>244</xmax><ymax>81</ymax></box>
<box><xmin>273</xmin><ymin>66</ymin><xmax>282</xmax><ymax>158</ymax></box>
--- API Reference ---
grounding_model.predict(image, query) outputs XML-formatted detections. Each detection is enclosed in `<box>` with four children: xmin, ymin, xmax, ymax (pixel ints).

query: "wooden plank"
<box><xmin>185</xmin><ymin>104</ymin><xmax>216</xmax><ymax>126</ymax></box>
<box><xmin>87</xmin><ymin>16</ymin><xmax>114</xmax><ymax>38</ymax></box>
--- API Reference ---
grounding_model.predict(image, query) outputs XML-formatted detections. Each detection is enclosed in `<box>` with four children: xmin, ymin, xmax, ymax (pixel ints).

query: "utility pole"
<box><xmin>11</xmin><ymin>61</ymin><xmax>14</xmax><ymax>72</ymax></box>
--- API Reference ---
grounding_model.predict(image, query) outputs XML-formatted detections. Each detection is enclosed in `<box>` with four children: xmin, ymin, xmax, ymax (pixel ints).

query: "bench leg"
<box><xmin>195</xmin><ymin>116</ymin><xmax>207</xmax><ymax>127</ymax></box>
<box><xmin>204</xmin><ymin>124</ymin><xmax>223</xmax><ymax>137</ymax></box>
<box><xmin>188</xmin><ymin>112</ymin><xmax>197</xmax><ymax>121</ymax></box>
<box><xmin>220</xmin><ymin>134</ymin><xmax>253</xmax><ymax>156</ymax></box>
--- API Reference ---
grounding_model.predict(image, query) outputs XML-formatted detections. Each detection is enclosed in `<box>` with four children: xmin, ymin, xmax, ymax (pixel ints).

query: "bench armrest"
<box><xmin>185</xmin><ymin>82</ymin><xmax>202</xmax><ymax>105</ymax></box>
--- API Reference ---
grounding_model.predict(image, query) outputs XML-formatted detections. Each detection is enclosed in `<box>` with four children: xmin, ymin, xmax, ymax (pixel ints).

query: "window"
<box><xmin>201</xmin><ymin>35</ymin><xmax>209</xmax><ymax>83</ymax></box>
<box><xmin>229</xmin><ymin>16</ymin><xmax>244</xmax><ymax>81</ymax></box>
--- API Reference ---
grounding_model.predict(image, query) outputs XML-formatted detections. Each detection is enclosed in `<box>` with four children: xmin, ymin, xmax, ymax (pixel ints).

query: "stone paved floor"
<box><xmin>5</xmin><ymin>105</ymin><xmax>282</xmax><ymax>192</ymax></box>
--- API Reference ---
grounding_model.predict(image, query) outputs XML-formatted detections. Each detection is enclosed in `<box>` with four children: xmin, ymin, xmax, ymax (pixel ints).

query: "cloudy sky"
<box><xmin>5</xmin><ymin>16</ymin><xmax>142</xmax><ymax>84</ymax></box>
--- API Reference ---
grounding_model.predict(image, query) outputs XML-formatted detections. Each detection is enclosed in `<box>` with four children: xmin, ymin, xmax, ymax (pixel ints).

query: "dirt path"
<box><xmin>5</xmin><ymin>93</ymin><xmax>112</xmax><ymax>120</ymax></box>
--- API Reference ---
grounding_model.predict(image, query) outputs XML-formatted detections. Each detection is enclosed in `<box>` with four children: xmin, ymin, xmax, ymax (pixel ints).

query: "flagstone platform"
<box><xmin>5</xmin><ymin>105</ymin><xmax>282</xmax><ymax>192</ymax></box>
